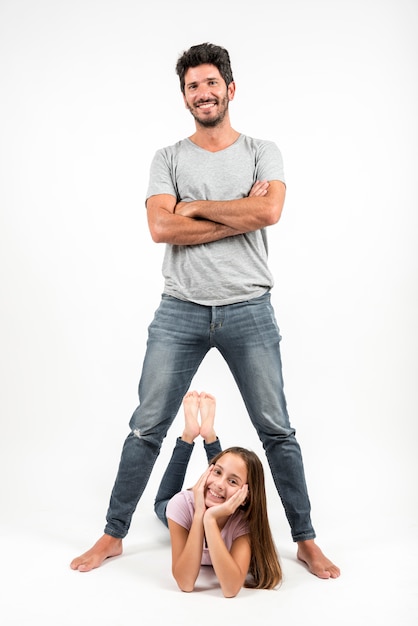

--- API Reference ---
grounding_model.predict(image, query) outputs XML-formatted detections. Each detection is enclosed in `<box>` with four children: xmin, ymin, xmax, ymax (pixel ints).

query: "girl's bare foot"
<box><xmin>297</xmin><ymin>539</ymin><xmax>340</xmax><ymax>579</ymax></box>
<box><xmin>70</xmin><ymin>534</ymin><xmax>123</xmax><ymax>572</ymax></box>
<box><xmin>181</xmin><ymin>390</ymin><xmax>200</xmax><ymax>443</ymax></box>
<box><xmin>199</xmin><ymin>391</ymin><xmax>217</xmax><ymax>443</ymax></box>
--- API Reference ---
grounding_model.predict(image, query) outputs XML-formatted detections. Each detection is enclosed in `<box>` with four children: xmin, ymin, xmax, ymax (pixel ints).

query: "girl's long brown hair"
<box><xmin>209</xmin><ymin>447</ymin><xmax>282</xmax><ymax>589</ymax></box>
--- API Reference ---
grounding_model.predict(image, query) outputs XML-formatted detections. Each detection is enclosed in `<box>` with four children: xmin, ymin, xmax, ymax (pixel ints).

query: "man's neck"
<box><xmin>188</xmin><ymin>124</ymin><xmax>240</xmax><ymax>153</ymax></box>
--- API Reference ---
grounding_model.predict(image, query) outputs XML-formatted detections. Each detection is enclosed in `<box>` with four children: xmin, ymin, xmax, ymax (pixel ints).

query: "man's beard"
<box><xmin>187</xmin><ymin>94</ymin><xmax>229</xmax><ymax>128</ymax></box>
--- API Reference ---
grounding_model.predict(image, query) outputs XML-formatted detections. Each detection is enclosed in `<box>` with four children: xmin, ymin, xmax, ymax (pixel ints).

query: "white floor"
<box><xmin>2</xmin><ymin>486</ymin><xmax>416</xmax><ymax>626</ymax></box>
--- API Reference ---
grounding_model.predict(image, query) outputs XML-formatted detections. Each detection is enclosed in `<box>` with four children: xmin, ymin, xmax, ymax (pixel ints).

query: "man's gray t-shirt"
<box><xmin>145</xmin><ymin>134</ymin><xmax>285</xmax><ymax>306</ymax></box>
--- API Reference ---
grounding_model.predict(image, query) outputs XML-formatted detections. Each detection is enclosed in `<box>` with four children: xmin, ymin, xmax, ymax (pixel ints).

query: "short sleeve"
<box><xmin>145</xmin><ymin>148</ymin><xmax>178</xmax><ymax>201</ymax></box>
<box><xmin>166</xmin><ymin>491</ymin><xmax>194</xmax><ymax>530</ymax></box>
<box><xmin>254</xmin><ymin>140</ymin><xmax>285</xmax><ymax>184</ymax></box>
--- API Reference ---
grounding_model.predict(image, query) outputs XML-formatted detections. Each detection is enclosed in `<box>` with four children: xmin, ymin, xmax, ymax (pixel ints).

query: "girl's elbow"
<box><xmin>220</xmin><ymin>577</ymin><xmax>244</xmax><ymax>598</ymax></box>
<box><xmin>173</xmin><ymin>570</ymin><xmax>196</xmax><ymax>593</ymax></box>
<box><xmin>222</xmin><ymin>585</ymin><xmax>241</xmax><ymax>598</ymax></box>
<box><xmin>177</xmin><ymin>579</ymin><xmax>196</xmax><ymax>593</ymax></box>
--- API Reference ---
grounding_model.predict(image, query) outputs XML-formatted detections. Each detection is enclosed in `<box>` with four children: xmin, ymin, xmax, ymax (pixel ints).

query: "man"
<box><xmin>71</xmin><ymin>43</ymin><xmax>340</xmax><ymax>579</ymax></box>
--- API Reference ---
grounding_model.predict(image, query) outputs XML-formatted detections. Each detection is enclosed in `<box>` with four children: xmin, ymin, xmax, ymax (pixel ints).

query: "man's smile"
<box><xmin>196</xmin><ymin>101</ymin><xmax>217</xmax><ymax>109</ymax></box>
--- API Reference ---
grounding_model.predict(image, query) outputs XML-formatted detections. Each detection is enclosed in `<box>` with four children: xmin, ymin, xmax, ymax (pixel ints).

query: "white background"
<box><xmin>0</xmin><ymin>1</ymin><xmax>417</xmax><ymax>624</ymax></box>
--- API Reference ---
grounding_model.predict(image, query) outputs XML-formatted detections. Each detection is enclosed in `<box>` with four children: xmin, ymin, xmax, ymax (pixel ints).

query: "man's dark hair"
<box><xmin>175</xmin><ymin>42</ymin><xmax>234</xmax><ymax>94</ymax></box>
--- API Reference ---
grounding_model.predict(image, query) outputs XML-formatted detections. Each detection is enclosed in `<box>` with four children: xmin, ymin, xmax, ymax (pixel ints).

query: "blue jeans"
<box><xmin>105</xmin><ymin>292</ymin><xmax>315</xmax><ymax>542</ymax></box>
<box><xmin>154</xmin><ymin>437</ymin><xmax>222</xmax><ymax>527</ymax></box>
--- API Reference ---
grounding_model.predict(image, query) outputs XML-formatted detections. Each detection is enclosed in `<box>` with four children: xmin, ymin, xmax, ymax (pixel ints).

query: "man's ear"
<box><xmin>227</xmin><ymin>80</ymin><xmax>236</xmax><ymax>101</ymax></box>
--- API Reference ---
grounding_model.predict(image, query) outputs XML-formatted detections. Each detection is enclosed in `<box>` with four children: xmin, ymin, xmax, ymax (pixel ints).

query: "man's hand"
<box><xmin>248</xmin><ymin>179</ymin><xmax>269</xmax><ymax>197</ymax></box>
<box><xmin>174</xmin><ymin>200</ymin><xmax>191</xmax><ymax>216</ymax></box>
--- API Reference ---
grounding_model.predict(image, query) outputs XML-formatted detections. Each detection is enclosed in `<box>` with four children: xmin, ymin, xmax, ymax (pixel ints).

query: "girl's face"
<box><xmin>205</xmin><ymin>452</ymin><xmax>248</xmax><ymax>507</ymax></box>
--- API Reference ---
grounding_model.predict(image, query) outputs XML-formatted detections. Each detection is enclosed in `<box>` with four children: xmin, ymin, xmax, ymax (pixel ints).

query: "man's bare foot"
<box><xmin>70</xmin><ymin>534</ymin><xmax>123</xmax><ymax>572</ymax></box>
<box><xmin>199</xmin><ymin>391</ymin><xmax>217</xmax><ymax>443</ymax></box>
<box><xmin>181</xmin><ymin>390</ymin><xmax>200</xmax><ymax>443</ymax></box>
<box><xmin>297</xmin><ymin>539</ymin><xmax>340</xmax><ymax>579</ymax></box>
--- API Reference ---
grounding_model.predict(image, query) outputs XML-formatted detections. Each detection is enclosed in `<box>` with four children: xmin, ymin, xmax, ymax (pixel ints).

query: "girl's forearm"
<box><xmin>172</xmin><ymin>518</ymin><xmax>204</xmax><ymax>592</ymax></box>
<box><xmin>203</xmin><ymin>518</ymin><xmax>247</xmax><ymax>598</ymax></box>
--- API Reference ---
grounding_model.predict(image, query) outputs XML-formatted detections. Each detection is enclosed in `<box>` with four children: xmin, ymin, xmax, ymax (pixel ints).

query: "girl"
<box><xmin>154</xmin><ymin>391</ymin><xmax>282</xmax><ymax>598</ymax></box>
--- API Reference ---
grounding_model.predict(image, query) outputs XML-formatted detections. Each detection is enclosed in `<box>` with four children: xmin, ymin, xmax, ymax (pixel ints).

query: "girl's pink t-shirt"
<box><xmin>166</xmin><ymin>490</ymin><xmax>249</xmax><ymax>566</ymax></box>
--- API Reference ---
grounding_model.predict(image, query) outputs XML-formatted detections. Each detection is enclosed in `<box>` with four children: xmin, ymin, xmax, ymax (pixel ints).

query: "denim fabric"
<box><xmin>154</xmin><ymin>437</ymin><xmax>222</xmax><ymax>527</ymax></box>
<box><xmin>105</xmin><ymin>292</ymin><xmax>315</xmax><ymax>542</ymax></box>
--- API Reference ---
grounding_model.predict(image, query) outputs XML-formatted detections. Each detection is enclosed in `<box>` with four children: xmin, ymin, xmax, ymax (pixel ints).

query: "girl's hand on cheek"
<box><xmin>205</xmin><ymin>484</ymin><xmax>249</xmax><ymax>520</ymax></box>
<box><xmin>192</xmin><ymin>465</ymin><xmax>213</xmax><ymax>515</ymax></box>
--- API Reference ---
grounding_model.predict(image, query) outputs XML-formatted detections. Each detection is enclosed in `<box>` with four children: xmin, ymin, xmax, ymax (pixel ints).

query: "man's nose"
<box><xmin>196</xmin><ymin>85</ymin><xmax>211</xmax><ymax>100</ymax></box>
